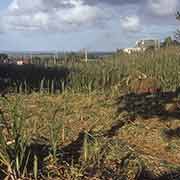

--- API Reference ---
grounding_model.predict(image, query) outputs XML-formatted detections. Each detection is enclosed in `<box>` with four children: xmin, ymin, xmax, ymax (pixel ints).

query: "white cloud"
<box><xmin>56</xmin><ymin>1</ymin><xmax>100</xmax><ymax>25</ymax></box>
<box><xmin>1</xmin><ymin>0</ymin><xmax>111</xmax><ymax>32</ymax></box>
<box><xmin>0</xmin><ymin>0</ymin><xmax>178</xmax><ymax>35</ymax></box>
<box><xmin>121</xmin><ymin>16</ymin><xmax>141</xmax><ymax>32</ymax></box>
<box><xmin>148</xmin><ymin>0</ymin><xmax>178</xmax><ymax>16</ymax></box>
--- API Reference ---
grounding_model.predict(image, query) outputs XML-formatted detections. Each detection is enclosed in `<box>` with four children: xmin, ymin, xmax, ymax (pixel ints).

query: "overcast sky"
<box><xmin>0</xmin><ymin>0</ymin><xmax>179</xmax><ymax>51</ymax></box>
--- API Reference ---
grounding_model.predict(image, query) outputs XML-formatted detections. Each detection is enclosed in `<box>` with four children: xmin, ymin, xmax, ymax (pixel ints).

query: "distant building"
<box><xmin>123</xmin><ymin>47</ymin><xmax>142</xmax><ymax>54</ymax></box>
<box><xmin>135</xmin><ymin>39</ymin><xmax>160</xmax><ymax>50</ymax></box>
<box><xmin>17</xmin><ymin>60</ymin><xmax>24</xmax><ymax>65</ymax></box>
<box><xmin>122</xmin><ymin>39</ymin><xmax>160</xmax><ymax>54</ymax></box>
<box><xmin>16</xmin><ymin>58</ymin><xmax>30</xmax><ymax>65</ymax></box>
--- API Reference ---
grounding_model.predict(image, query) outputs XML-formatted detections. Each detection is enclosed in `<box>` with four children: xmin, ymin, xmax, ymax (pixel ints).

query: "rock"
<box><xmin>164</xmin><ymin>103</ymin><xmax>178</xmax><ymax>113</ymax></box>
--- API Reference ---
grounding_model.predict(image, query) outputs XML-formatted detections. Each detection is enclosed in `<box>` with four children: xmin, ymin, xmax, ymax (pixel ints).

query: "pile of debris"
<box><xmin>118</xmin><ymin>74</ymin><xmax>180</xmax><ymax>119</ymax></box>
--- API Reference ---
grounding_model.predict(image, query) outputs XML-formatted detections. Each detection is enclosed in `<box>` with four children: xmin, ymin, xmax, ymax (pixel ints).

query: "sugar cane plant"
<box><xmin>0</xmin><ymin>96</ymin><xmax>32</xmax><ymax>179</ymax></box>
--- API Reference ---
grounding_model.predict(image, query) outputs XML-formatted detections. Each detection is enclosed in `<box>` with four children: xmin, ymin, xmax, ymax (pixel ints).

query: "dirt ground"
<box><xmin>1</xmin><ymin>92</ymin><xmax>180</xmax><ymax>179</ymax></box>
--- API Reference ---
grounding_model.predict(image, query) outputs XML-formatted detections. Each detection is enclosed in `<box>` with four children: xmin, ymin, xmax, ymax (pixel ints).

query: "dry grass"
<box><xmin>1</xmin><ymin>47</ymin><xmax>180</xmax><ymax>179</ymax></box>
<box><xmin>119</xmin><ymin>118</ymin><xmax>180</xmax><ymax>173</ymax></box>
<box><xmin>1</xmin><ymin>91</ymin><xmax>180</xmax><ymax>179</ymax></box>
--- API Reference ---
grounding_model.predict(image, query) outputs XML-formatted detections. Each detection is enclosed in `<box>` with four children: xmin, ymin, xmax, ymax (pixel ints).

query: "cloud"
<box><xmin>0</xmin><ymin>0</ymin><xmax>179</xmax><ymax>36</ymax></box>
<box><xmin>1</xmin><ymin>0</ymin><xmax>112</xmax><ymax>32</ymax></box>
<box><xmin>147</xmin><ymin>0</ymin><xmax>179</xmax><ymax>16</ymax></box>
<box><xmin>121</xmin><ymin>16</ymin><xmax>141</xmax><ymax>32</ymax></box>
<box><xmin>82</xmin><ymin>0</ymin><xmax>144</xmax><ymax>6</ymax></box>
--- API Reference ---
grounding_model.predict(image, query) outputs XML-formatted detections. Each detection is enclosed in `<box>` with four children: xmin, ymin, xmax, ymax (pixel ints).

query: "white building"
<box><xmin>123</xmin><ymin>47</ymin><xmax>142</xmax><ymax>54</ymax></box>
<box><xmin>123</xmin><ymin>39</ymin><xmax>160</xmax><ymax>54</ymax></box>
<box><xmin>17</xmin><ymin>60</ymin><xmax>24</xmax><ymax>65</ymax></box>
<box><xmin>135</xmin><ymin>39</ymin><xmax>160</xmax><ymax>50</ymax></box>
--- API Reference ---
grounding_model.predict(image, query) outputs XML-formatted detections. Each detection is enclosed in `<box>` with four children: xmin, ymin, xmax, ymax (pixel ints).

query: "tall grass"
<box><xmin>0</xmin><ymin>47</ymin><xmax>180</xmax><ymax>178</ymax></box>
<box><xmin>67</xmin><ymin>47</ymin><xmax>180</xmax><ymax>92</ymax></box>
<box><xmin>48</xmin><ymin>108</ymin><xmax>63</xmax><ymax>164</ymax></box>
<box><xmin>1</xmin><ymin>47</ymin><xmax>180</xmax><ymax>94</ymax></box>
<box><xmin>0</xmin><ymin>96</ymin><xmax>31</xmax><ymax>179</ymax></box>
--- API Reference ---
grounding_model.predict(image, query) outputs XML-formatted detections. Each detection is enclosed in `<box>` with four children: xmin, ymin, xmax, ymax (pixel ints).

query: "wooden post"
<box><xmin>54</xmin><ymin>55</ymin><xmax>56</xmax><ymax>65</ymax></box>
<box><xmin>155</xmin><ymin>39</ymin><xmax>160</xmax><ymax>50</ymax></box>
<box><xmin>30</xmin><ymin>54</ymin><xmax>33</xmax><ymax>64</ymax></box>
<box><xmin>85</xmin><ymin>49</ymin><xmax>88</xmax><ymax>62</ymax></box>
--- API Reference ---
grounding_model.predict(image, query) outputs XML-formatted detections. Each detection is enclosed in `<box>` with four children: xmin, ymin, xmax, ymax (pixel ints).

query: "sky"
<box><xmin>0</xmin><ymin>0</ymin><xmax>179</xmax><ymax>52</ymax></box>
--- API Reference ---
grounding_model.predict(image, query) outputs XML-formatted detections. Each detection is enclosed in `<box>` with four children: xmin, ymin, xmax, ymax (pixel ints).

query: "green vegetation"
<box><xmin>163</xmin><ymin>37</ymin><xmax>173</xmax><ymax>47</ymax></box>
<box><xmin>0</xmin><ymin>54</ymin><xmax>8</xmax><ymax>62</ymax></box>
<box><xmin>0</xmin><ymin>47</ymin><xmax>180</xmax><ymax>179</ymax></box>
<box><xmin>2</xmin><ymin>47</ymin><xmax>180</xmax><ymax>94</ymax></box>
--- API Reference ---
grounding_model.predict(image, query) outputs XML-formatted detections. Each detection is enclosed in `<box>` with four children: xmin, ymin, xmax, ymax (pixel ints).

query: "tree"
<box><xmin>175</xmin><ymin>11</ymin><xmax>180</xmax><ymax>41</ymax></box>
<box><xmin>163</xmin><ymin>36</ymin><xmax>173</xmax><ymax>47</ymax></box>
<box><xmin>0</xmin><ymin>54</ymin><xmax>8</xmax><ymax>61</ymax></box>
<box><xmin>176</xmin><ymin>11</ymin><xmax>180</xmax><ymax>20</ymax></box>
